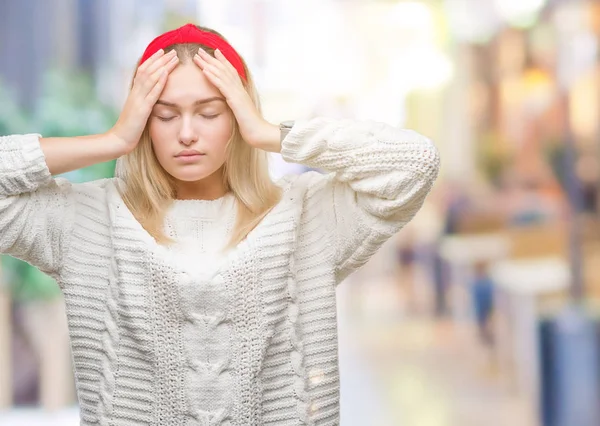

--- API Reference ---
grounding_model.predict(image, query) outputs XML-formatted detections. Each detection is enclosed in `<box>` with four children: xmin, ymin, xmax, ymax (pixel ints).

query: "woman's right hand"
<box><xmin>110</xmin><ymin>49</ymin><xmax>179</xmax><ymax>154</ymax></box>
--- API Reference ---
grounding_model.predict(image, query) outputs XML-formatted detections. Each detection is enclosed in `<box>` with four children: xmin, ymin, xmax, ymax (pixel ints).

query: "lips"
<box><xmin>174</xmin><ymin>151</ymin><xmax>205</xmax><ymax>163</ymax></box>
<box><xmin>175</xmin><ymin>149</ymin><xmax>204</xmax><ymax>157</ymax></box>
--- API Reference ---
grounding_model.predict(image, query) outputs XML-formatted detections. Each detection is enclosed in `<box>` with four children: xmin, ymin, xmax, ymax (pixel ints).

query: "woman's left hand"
<box><xmin>194</xmin><ymin>48</ymin><xmax>281</xmax><ymax>152</ymax></box>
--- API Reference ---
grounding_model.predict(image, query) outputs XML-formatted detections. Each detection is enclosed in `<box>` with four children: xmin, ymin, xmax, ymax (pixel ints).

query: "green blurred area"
<box><xmin>0</xmin><ymin>69</ymin><xmax>119</xmax><ymax>301</ymax></box>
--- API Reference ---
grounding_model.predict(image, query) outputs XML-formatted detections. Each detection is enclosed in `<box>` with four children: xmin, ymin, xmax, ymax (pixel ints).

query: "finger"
<box><xmin>146</xmin><ymin>69</ymin><xmax>169</xmax><ymax>102</ymax></box>
<box><xmin>208</xmin><ymin>49</ymin><xmax>243</xmax><ymax>86</ymax></box>
<box><xmin>197</xmin><ymin>48</ymin><xmax>229</xmax><ymax>74</ymax></box>
<box><xmin>194</xmin><ymin>53</ymin><xmax>229</xmax><ymax>83</ymax></box>
<box><xmin>137</xmin><ymin>49</ymin><xmax>165</xmax><ymax>73</ymax></box>
<box><xmin>146</xmin><ymin>54</ymin><xmax>179</xmax><ymax>102</ymax></box>
<box><xmin>193</xmin><ymin>53</ymin><xmax>205</xmax><ymax>70</ymax></box>
<box><xmin>214</xmin><ymin>49</ymin><xmax>239</xmax><ymax>75</ymax></box>
<box><xmin>202</xmin><ymin>64</ymin><xmax>224</xmax><ymax>81</ymax></box>
<box><xmin>145</xmin><ymin>50</ymin><xmax>178</xmax><ymax>76</ymax></box>
<box><xmin>197</xmin><ymin>55</ymin><xmax>239</xmax><ymax>90</ymax></box>
<box><xmin>135</xmin><ymin>50</ymin><xmax>177</xmax><ymax>88</ymax></box>
<box><xmin>193</xmin><ymin>54</ymin><xmax>215</xmax><ymax>77</ymax></box>
<box><xmin>141</xmin><ymin>55</ymin><xmax>178</xmax><ymax>95</ymax></box>
<box><xmin>201</xmin><ymin>67</ymin><xmax>224</xmax><ymax>91</ymax></box>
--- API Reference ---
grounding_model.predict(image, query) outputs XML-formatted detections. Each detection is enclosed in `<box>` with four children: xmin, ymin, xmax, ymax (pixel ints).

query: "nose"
<box><xmin>178</xmin><ymin>115</ymin><xmax>199</xmax><ymax>146</ymax></box>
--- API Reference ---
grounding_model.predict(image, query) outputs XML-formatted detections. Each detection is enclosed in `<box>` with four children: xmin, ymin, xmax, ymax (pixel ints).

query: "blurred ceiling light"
<box><xmin>494</xmin><ymin>0</ymin><xmax>548</xmax><ymax>28</ymax></box>
<box><xmin>390</xmin><ymin>47</ymin><xmax>454</xmax><ymax>91</ymax></box>
<box><xmin>379</xmin><ymin>2</ymin><xmax>453</xmax><ymax>90</ymax></box>
<box><xmin>444</xmin><ymin>0</ymin><xmax>501</xmax><ymax>43</ymax></box>
<box><xmin>386</xmin><ymin>1</ymin><xmax>433</xmax><ymax>30</ymax></box>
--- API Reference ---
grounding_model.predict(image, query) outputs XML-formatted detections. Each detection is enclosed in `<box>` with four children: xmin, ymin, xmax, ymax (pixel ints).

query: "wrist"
<box><xmin>105</xmin><ymin>131</ymin><xmax>133</xmax><ymax>157</ymax></box>
<box><xmin>279</xmin><ymin>120</ymin><xmax>295</xmax><ymax>143</ymax></box>
<box><xmin>248</xmin><ymin>121</ymin><xmax>281</xmax><ymax>153</ymax></box>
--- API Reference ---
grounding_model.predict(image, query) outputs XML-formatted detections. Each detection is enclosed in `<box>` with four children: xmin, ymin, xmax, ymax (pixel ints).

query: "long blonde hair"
<box><xmin>116</xmin><ymin>25</ymin><xmax>282</xmax><ymax>249</ymax></box>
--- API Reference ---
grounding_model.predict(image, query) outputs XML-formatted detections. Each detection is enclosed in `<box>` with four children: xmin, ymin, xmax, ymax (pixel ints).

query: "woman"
<box><xmin>0</xmin><ymin>24</ymin><xmax>440</xmax><ymax>425</ymax></box>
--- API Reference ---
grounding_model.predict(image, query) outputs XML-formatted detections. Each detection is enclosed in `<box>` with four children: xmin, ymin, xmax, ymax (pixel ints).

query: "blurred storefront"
<box><xmin>2</xmin><ymin>0</ymin><xmax>600</xmax><ymax>425</ymax></box>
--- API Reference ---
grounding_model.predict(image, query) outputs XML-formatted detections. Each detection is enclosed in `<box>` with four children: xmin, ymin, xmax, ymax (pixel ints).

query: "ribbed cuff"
<box><xmin>0</xmin><ymin>133</ymin><xmax>52</xmax><ymax>195</ymax></box>
<box><xmin>280</xmin><ymin>118</ymin><xmax>335</xmax><ymax>165</ymax></box>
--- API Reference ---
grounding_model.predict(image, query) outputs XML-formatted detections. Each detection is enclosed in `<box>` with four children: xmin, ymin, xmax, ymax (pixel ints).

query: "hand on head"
<box><xmin>109</xmin><ymin>49</ymin><xmax>179</xmax><ymax>154</ymax></box>
<box><xmin>193</xmin><ymin>48</ymin><xmax>273</xmax><ymax>149</ymax></box>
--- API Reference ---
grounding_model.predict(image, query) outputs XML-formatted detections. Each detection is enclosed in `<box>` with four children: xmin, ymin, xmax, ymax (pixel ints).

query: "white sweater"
<box><xmin>162</xmin><ymin>193</ymin><xmax>237</xmax><ymax>279</ymax></box>
<box><xmin>0</xmin><ymin>117</ymin><xmax>440</xmax><ymax>426</ymax></box>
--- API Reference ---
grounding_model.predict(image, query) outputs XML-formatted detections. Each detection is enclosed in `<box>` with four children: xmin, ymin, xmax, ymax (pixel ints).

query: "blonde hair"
<box><xmin>116</xmin><ymin>25</ymin><xmax>282</xmax><ymax>249</ymax></box>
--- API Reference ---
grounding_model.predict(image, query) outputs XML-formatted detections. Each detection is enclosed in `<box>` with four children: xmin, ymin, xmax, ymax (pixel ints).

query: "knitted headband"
<box><xmin>140</xmin><ymin>23</ymin><xmax>247</xmax><ymax>81</ymax></box>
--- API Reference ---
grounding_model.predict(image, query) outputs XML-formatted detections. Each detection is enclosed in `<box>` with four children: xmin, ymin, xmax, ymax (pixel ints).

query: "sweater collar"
<box><xmin>167</xmin><ymin>192</ymin><xmax>236</xmax><ymax>221</ymax></box>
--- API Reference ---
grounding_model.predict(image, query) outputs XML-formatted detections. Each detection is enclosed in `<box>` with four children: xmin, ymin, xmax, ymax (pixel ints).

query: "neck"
<box><xmin>175</xmin><ymin>168</ymin><xmax>228</xmax><ymax>200</ymax></box>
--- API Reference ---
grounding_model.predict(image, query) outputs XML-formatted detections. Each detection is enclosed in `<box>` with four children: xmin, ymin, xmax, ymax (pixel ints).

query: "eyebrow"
<box><xmin>155</xmin><ymin>97</ymin><xmax>225</xmax><ymax>108</ymax></box>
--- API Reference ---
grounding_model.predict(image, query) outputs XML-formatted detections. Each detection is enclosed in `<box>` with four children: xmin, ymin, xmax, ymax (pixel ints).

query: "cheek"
<box><xmin>149</xmin><ymin>123</ymin><xmax>181</xmax><ymax>168</ymax></box>
<box><xmin>204</xmin><ymin>116</ymin><xmax>233</xmax><ymax>154</ymax></box>
<box><xmin>149</xmin><ymin>121</ymin><xmax>165</xmax><ymax>144</ymax></box>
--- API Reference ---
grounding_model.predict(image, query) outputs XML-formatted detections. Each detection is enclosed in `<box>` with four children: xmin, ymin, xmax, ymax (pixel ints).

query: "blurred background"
<box><xmin>1</xmin><ymin>0</ymin><xmax>600</xmax><ymax>425</ymax></box>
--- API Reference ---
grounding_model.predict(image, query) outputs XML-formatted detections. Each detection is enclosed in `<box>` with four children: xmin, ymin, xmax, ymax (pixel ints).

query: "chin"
<box><xmin>171</xmin><ymin>171</ymin><xmax>213</xmax><ymax>182</ymax></box>
<box><xmin>167</xmin><ymin>165</ymin><xmax>221</xmax><ymax>182</ymax></box>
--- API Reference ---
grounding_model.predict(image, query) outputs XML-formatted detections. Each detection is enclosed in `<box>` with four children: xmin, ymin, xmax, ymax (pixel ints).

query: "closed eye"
<box><xmin>155</xmin><ymin>114</ymin><xmax>220</xmax><ymax>121</ymax></box>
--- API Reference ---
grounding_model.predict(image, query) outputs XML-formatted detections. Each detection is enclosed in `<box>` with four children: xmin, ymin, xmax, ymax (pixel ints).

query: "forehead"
<box><xmin>160</xmin><ymin>63</ymin><xmax>221</xmax><ymax>104</ymax></box>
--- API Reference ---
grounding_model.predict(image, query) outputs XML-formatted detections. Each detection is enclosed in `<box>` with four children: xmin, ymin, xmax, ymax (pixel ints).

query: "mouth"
<box><xmin>175</xmin><ymin>152</ymin><xmax>205</xmax><ymax>162</ymax></box>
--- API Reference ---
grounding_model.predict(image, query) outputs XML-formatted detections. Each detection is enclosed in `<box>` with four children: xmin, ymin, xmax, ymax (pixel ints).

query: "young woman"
<box><xmin>0</xmin><ymin>24</ymin><xmax>440</xmax><ymax>425</ymax></box>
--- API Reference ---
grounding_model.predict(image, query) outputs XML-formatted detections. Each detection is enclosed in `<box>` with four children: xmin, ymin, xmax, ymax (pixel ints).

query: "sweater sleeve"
<box><xmin>0</xmin><ymin>134</ymin><xmax>76</xmax><ymax>278</ymax></box>
<box><xmin>281</xmin><ymin>117</ymin><xmax>440</xmax><ymax>283</ymax></box>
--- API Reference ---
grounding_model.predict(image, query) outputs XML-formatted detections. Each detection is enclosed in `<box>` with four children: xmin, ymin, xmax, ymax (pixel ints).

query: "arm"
<box><xmin>0</xmin><ymin>133</ymin><xmax>123</xmax><ymax>277</ymax></box>
<box><xmin>40</xmin><ymin>132</ymin><xmax>127</xmax><ymax>175</ymax></box>
<box><xmin>181</xmin><ymin>50</ymin><xmax>440</xmax><ymax>282</ymax></box>
<box><xmin>0</xmin><ymin>50</ymin><xmax>181</xmax><ymax>276</ymax></box>
<box><xmin>281</xmin><ymin>117</ymin><xmax>441</xmax><ymax>283</ymax></box>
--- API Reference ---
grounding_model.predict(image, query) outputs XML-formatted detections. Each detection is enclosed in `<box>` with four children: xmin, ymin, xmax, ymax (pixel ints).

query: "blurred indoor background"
<box><xmin>1</xmin><ymin>0</ymin><xmax>600</xmax><ymax>425</ymax></box>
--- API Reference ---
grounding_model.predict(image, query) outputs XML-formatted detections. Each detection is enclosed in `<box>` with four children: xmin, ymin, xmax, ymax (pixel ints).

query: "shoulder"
<box><xmin>24</xmin><ymin>176</ymin><xmax>115</xmax><ymax>207</ymax></box>
<box><xmin>62</xmin><ymin>177</ymin><xmax>119</xmax><ymax>199</ymax></box>
<box><xmin>45</xmin><ymin>177</ymin><xmax>120</xmax><ymax>218</ymax></box>
<box><xmin>276</xmin><ymin>170</ymin><xmax>334</xmax><ymax>200</ymax></box>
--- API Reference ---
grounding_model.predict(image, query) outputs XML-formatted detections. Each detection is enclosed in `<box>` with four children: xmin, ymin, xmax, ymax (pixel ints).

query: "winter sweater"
<box><xmin>0</xmin><ymin>117</ymin><xmax>440</xmax><ymax>425</ymax></box>
<box><xmin>162</xmin><ymin>193</ymin><xmax>237</xmax><ymax>279</ymax></box>
<box><xmin>160</xmin><ymin>193</ymin><xmax>238</xmax><ymax>423</ymax></box>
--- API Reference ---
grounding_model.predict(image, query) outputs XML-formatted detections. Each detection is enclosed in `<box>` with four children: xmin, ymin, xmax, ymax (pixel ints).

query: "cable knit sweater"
<box><xmin>161</xmin><ymin>193</ymin><xmax>239</xmax><ymax>423</ymax></box>
<box><xmin>0</xmin><ymin>118</ymin><xmax>440</xmax><ymax>426</ymax></box>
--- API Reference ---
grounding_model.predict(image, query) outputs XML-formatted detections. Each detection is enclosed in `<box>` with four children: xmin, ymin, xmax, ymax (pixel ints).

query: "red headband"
<box><xmin>140</xmin><ymin>23</ymin><xmax>247</xmax><ymax>81</ymax></box>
